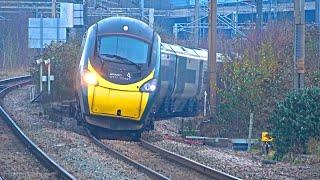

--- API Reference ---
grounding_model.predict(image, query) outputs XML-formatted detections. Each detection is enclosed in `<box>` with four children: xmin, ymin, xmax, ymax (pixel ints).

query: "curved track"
<box><xmin>87</xmin><ymin>128</ymin><xmax>240</xmax><ymax>180</ymax></box>
<box><xmin>86</xmin><ymin>129</ymin><xmax>169</xmax><ymax>180</ymax></box>
<box><xmin>140</xmin><ymin>140</ymin><xmax>240</xmax><ymax>179</ymax></box>
<box><xmin>0</xmin><ymin>76</ymin><xmax>76</xmax><ymax>180</ymax></box>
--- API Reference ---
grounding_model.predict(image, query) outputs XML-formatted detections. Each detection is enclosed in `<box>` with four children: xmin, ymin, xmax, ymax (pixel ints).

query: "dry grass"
<box><xmin>0</xmin><ymin>68</ymin><xmax>28</xmax><ymax>79</ymax></box>
<box><xmin>308</xmin><ymin>137</ymin><xmax>320</xmax><ymax>159</ymax></box>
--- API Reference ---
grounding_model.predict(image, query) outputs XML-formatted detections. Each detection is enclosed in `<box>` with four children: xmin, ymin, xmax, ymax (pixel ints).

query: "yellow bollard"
<box><xmin>261</xmin><ymin>132</ymin><xmax>273</xmax><ymax>156</ymax></box>
<box><xmin>261</xmin><ymin>132</ymin><xmax>273</xmax><ymax>142</ymax></box>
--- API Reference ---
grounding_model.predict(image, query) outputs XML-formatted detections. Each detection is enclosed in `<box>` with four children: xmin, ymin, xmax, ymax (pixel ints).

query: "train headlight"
<box><xmin>83</xmin><ymin>72</ymin><xmax>98</xmax><ymax>85</ymax></box>
<box><xmin>140</xmin><ymin>79</ymin><xmax>157</xmax><ymax>92</ymax></box>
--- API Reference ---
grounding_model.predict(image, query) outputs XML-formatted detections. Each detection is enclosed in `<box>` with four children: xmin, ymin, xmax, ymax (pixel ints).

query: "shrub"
<box><xmin>31</xmin><ymin>38</ymin><xmax>81</xmax><ymax>101</ymax></box>
<box><xmin>216</xmin><ymin>41</ymin><xmax>292</xmax><ymax>138</ymax></box>
<box><xmin>270</xmin><ymin>87</ymin><xmax>320</xmax><ymax>159</ymax></box>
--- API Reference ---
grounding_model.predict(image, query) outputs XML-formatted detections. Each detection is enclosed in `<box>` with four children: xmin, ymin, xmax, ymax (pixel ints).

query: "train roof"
<box><xmin>96</xmin><ymin>17</ymin><xmax>154</xmax><ymax>42</ymax></box>
<box><xmin>161</xmin><ymin>43</ymin><xmax>224</xmax><ymax>62</ymax></box>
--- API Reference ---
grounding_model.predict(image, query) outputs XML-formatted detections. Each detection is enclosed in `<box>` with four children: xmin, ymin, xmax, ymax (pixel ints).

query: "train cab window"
<box><xmin>98</xmin><ymin>36</ymin><xmax>149</xmax><ymax>64</ymax></box>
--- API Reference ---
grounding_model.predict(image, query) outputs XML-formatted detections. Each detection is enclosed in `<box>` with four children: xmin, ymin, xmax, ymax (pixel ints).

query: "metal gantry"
<box><xmin>194</xmin><ymin>0</ymin><xmax>200</xmax><ymax>46</ymax></box>
<box><xmin>316</xmin><ymin>0</ymin><xmax>320</xmax><ymax>70</ymax></box>
<box><xmin>173</xmin><ymin>1</ymin><xmax>249</xmax><ymax>40</ymax></box>
<box><xmin>256</xmin><ymin>0</ymin><xmax>263</xmax><ymax>31</ymax></box>
<box><xmin>140</xmin><ymin>0</ymin><xmax>144</xmax><ymax>20</ymax></box>
<box><xmin>293</xmin><ymin>0</ymin><xmax>306</xmax><ymax>89</ymax></box>
<box><xmin>90</xmin><ymin>5</ymin><xmax>155</xmax><ymax>27</ymax></box>
<box><xmin>0</xmin><ymin>15</ymin><xmax>9</xmax><ymax>21</ymax></box>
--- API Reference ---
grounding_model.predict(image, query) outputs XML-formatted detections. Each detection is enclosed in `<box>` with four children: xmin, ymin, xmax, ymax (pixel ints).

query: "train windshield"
<box><xmin>98</xmin><ymin>35</ymin><xmax>149</xmax><ymax>64</ymax></box>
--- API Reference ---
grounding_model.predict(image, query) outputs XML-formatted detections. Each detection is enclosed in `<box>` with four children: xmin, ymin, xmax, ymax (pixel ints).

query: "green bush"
<box><xmin>216</xmin><ymin>42</ymin><xmax>292</xmax><ymax>138</ymax></box>
<box><xmin>31</xmin><ymin>38</ymin><xmax>81</xmax><ymax>102</ymax></box>
<box><xmin>270</xmin><ymin>87</ymin><xmax>320</xmax><ymax>159</ymax></box>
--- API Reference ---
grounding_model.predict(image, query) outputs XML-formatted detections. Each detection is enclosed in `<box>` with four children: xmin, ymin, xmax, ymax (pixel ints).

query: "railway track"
<box><xmin>87</xmin><ymin>129</ymin><xmax>240</xmax><ymax>180</ymax></box>
<box><xmin>0</xmin><ymin>76</ymin><xmax>75</xmax><ymax>180</ymax></box>
<box><xmin>0</xmin><ymin>111</ymin><xmax>56</xmax><ymax>179</ymax></box>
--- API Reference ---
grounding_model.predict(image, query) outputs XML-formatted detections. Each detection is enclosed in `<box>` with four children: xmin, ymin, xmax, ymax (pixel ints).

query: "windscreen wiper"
<box><xmin>98</xmin><ymin>54</ymin><xmax>121</xmax><ymax>64</ymax></box>
<box><xmin>100</xmin><ymin>54</ymin><xmax>141</xmax><ymax>70</ymax></box>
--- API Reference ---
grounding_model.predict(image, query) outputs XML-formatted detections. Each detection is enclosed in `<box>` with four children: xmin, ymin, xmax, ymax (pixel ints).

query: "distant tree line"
<box><xmin>0</xmin><ymin>13</ymin><xmax>35</xmax><ymax>71</ymax></box>
<box><xmin>177</xmin><ymin>21</ymin><xmax>319</xmax><ymax>138</ymax></box>
<box><xmin>206</xmin><ymin>21</ymin><xmax>319</xmax><ymax>159</ymax></box>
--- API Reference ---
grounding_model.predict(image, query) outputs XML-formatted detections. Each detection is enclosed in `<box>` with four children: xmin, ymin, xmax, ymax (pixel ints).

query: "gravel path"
<box><xmin>144</xmin><ymin>119</ymin><xmax>320</xmax><ymax>179</ymax></box>
<box><xmin>0</xmin><ymin>116</ymin><xmax>56</xmax><ymax>179</ymax></box>
<box><xmin>103</xmin><ymin>140</ymin><xmax>211</xmax><ymax>180</ymax></box>
<box><xmin>2</xmin><ymin>86</ymin><xmax>148</xmax><ymax>179</ymax></box>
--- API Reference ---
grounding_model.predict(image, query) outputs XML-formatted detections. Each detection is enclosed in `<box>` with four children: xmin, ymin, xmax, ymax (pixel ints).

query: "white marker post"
<box><xmin>204</xmin><ymin>91</ymin><xmax>207</xmax><ymax>117</ymax></box>
<box><xmin>248</xmin><ymin>113</ymin><xmax>254</xmax><ymax>151</ymax></box>
<box><xmin>44</xmin><ymin>58</ymin><xmax>54</xmax><ymax>95</ymax></box>
<box><xmin>36</xmin><ymin>58</ymin><xmax>44</xmax><ymax>92</ymax></box>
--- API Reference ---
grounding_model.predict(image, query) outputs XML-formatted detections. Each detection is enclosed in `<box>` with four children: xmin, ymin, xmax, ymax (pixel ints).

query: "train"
<box><xmin>155</xmin><ymin>42</ymin><xmax>208</xmax><ymax>118</ymax></box>
<box><xmin>73</xmin><ymin>16</ymin><xmax>211</xmax><ymax>139</ymax></box>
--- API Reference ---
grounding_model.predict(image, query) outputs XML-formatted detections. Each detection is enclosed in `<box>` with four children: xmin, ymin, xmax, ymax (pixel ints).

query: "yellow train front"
<box><xmin>75</xmin><ymin>17</ymin><xmax>161</xmax><ymax>139</ymax></box>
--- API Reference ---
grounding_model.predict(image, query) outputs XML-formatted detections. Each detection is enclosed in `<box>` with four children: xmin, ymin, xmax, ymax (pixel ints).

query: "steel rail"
<box><xmin>86</xmin><ymin>129</ymin><xmax>170</xmax><ymax>180</ymax></box>
<box><xmin>140</xmin><ymin>140</ymin><xmax>241</xmax><ymax>180</ymax></box>
<box><xmin>0</xmin><ymin>75</ymin><xmax>32</xmax><ymax>85</ymax></box>
<box><xmin>0</xmin><ymin>76</ymin><xmax>76</xmax><ymax>180</ymax></box>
